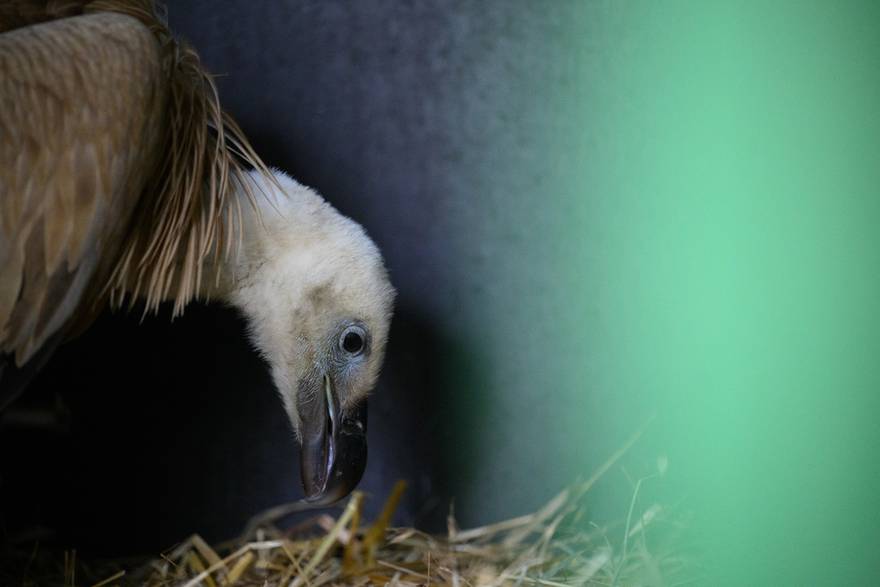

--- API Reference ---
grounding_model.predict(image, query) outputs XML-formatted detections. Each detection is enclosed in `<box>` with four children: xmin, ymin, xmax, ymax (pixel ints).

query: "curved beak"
<box><xmin>299</xmin><ymin>375</ymin><xmax>368</xmax><ymax>505</ymax></box>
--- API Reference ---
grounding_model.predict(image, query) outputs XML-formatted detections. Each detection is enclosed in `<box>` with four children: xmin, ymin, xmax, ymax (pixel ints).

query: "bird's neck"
<box><xmin>197</xmin><ymin>170</ymin><xmax>343</xmax><ymax>304</ymax></box>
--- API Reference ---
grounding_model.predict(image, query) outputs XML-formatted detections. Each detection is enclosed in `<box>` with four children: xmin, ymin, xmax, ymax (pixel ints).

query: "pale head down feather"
<box><xmin>208</xmin><ymin>170</ymin><xmax>396</xmax><ymax>437</ymax></box>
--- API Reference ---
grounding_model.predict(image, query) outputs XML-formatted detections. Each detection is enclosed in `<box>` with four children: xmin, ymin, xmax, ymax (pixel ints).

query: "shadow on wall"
<box><xmin>377</xmin><ymin>304</ymin><xmax>493</xmax><ymax>531</ymax></box>
<box><xmin>0</xmin><ymin>299</ymin><xmax>490</xmax><ymax>554</ymax></box>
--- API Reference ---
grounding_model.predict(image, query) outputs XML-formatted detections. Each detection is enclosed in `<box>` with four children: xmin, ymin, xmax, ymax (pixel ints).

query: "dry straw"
<box><xmin>70</xmin><ymin>430</ymin><xmax>692</xmax><ymax>587</ymax></box>
<box><xmin>3</xmin><ymin>429</ymin><xmax>692</xmax><ymax>585</ymax></box>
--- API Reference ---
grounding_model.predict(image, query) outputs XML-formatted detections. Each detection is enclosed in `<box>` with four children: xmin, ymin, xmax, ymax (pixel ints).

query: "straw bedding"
<box><xmin>5</xmin><ymin>435</ymin><xmax>692</xmax><ymax>586</ymax></box>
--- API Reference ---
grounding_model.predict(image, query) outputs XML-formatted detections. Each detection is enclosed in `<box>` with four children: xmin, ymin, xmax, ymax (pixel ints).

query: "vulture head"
<box><xmin>0</xmin><ymin>6</ymin><xmax>395</xmax><ymax>508</ymax></box>
<box><xmin>214</xmin><ymin>170</ymin><xmax>396</xmax><ymax>504</ymax></box>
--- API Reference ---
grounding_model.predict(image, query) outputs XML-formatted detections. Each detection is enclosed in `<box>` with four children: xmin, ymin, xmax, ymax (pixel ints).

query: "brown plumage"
<box><xmin>0</xmin><ymin>0</ymin><xmax>271</xmax><ymax>367</ymax></box>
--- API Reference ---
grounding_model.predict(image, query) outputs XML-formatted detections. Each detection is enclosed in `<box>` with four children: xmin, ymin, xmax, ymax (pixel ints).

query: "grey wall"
<box><xmin>2</xmin><ymin>1</ymin><xmax>651</xmax><ymax>555</ymax></box>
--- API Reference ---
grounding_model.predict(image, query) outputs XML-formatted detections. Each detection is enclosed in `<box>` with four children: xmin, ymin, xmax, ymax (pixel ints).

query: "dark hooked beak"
<box><xmin>299</xmin><ymin>375</ymin><xmax>368</xmax><ymax>505</ymax></box>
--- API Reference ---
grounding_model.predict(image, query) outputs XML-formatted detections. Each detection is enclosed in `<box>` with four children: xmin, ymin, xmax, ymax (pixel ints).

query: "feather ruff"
<box><xmin>86</xmin><ymin>0</ymin><xmax>274</xmax><ymax>316</ymax></box>
<box><xmin>2</xmin><ymin>0</ymin><xmax>275</xmax><ymax>317</ymax></box>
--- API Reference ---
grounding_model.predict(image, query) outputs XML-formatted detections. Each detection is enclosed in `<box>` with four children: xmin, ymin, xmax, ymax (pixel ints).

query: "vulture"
<box><xmin>0</xmin><ymin>1</ymin><xmax>395</xmax><ymax>506</ymax></box>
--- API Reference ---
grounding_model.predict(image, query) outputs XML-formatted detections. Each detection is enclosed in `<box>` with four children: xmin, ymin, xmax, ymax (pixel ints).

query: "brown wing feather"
<box><xmin>0</xmin><ymin>12</ymin><xmax>167</xmax><ymax>365</ymax></box>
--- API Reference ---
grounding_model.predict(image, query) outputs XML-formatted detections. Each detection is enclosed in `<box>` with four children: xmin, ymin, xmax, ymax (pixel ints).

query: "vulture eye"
<box><xmin>340</xmin><ymin>326</ymin><xmax>366</xmax><ymax>356</ymax></box>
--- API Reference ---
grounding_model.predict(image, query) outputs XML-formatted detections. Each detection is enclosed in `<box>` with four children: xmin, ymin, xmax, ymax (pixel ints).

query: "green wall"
<box><xmin>441</xmin><ymin>2</ymin><xmax>880</xmax><ymax>584</ymax></box>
